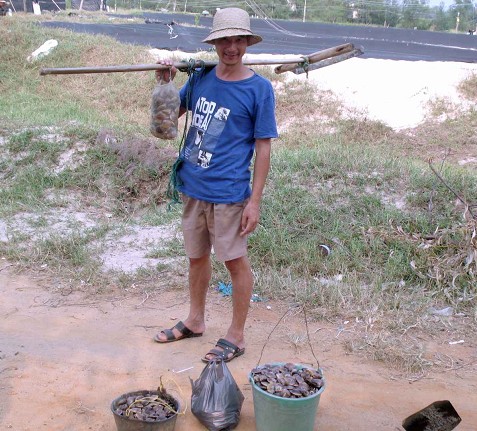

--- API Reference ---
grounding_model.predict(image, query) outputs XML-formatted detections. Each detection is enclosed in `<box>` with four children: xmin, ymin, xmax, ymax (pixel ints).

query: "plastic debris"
<box><xmin>217</xmin><ymin>281</ymin><xmax>232</xmax><ymax>296</ymax></box>
<box><xmin>217</xmin><ymin>282</ymin><xmax>266</xmax><ymax>302</ymax></box>
<box><xmin>172</xmin><ymin>366</ymin><xmax>194</xmax><ymax>373</ymax></box>
<box><xmin>27</xmin><ymin>39</ymin><xmax>58</xmax><ymax>62</ymax></box>
<box><xmin>429</xmin><ymin>306</ymin><xmax>453</xmax><ymax>317</ymax></box>
<box><xmin>250</xmin><ymin>293</ymin><xmax>264</xmax><ymax>302</ymax></box>
<box><xmin>318</xmin><ymin>244</ymin><xmax>331</xmax><ymax>256</ymax></box>
<box><xmin>449</xmin><ymin>340</ymin><xmax>464</xmax><ymax>345</ymax></box>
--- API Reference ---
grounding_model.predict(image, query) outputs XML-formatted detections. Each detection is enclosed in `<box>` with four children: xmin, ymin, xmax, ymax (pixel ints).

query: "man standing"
<box><xmin>154</xmin><ymin>7</ymin><xmax>278</xmax><ymax>363</ymax></box>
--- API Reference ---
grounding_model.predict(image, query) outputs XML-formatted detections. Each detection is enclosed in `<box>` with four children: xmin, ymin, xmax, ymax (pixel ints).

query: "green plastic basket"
<box><xmin>249</xmin><ymin>363</ymin><xmax>325</xmax><ymax>431</ymax></box>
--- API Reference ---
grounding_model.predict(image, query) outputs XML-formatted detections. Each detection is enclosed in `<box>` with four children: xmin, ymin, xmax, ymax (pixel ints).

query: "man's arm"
<box><xmin>240</xmin><ymin>138</ymin><xmax>272</xmax><ymax>236</ymax></box>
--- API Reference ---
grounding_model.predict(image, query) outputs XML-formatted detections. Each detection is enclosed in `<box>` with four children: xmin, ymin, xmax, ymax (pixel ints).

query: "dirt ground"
<box><xmin>1</xmin><ymin>263</ymin><xmax>476</xmax><ymax>431</ymax></box>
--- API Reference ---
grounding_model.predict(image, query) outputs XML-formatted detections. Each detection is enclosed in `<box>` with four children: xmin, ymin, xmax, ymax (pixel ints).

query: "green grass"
<box><xmin>0</xmin><ymin>17</ymin><xmax>163</xmax><ymax>131</ymax></box>
<box><xmin>247</xmin><ymin>139</ymin><xmax>477</xmax><ymax>318</ymax></box>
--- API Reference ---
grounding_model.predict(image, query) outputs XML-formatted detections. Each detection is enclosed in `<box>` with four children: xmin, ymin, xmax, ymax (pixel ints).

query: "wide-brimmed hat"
<box><xmin>202</xmin><ymin>7</ymin><xmax>263</xmax><ymax>46</ymax></box>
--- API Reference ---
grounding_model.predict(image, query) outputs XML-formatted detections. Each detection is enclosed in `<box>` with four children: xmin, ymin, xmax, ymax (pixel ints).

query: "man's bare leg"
<box><xmin>155</xmin><ymin>254</ymin><xmax>211</xmax><ymax>341</ymax></box>
<box><xmin>204</xmin><ymin>255</ymin><xmax>253</xmax><ymax>360</ymax></box>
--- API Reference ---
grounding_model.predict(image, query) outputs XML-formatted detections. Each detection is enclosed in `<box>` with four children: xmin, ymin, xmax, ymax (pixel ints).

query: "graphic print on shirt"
<box><xmin>183</xmin><ymin>96</ymin><xmax>229</xmax><ymax>169</ymax></box>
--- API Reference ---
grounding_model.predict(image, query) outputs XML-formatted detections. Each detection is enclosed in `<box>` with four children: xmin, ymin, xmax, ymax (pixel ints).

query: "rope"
<box><xmin>299</xmin><ymin>56</ymin><xmax>310</xmax><ymax>78</ymax></box>
<box><xmin>166</xmin><ymin>59</ymin><xmax>205</xmax><ymax>206</ymax></box>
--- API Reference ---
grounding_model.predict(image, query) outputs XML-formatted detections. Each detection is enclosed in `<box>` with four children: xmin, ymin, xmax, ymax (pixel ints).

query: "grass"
<box><xmin>1</xmin><ymin>12</ymin><xmax>476</xmax><ymax>374</ymax></box>
<box><xmin>0</xmin><ymin>15</ymin><xmax>167</xmax><ymax>131</ymax></box>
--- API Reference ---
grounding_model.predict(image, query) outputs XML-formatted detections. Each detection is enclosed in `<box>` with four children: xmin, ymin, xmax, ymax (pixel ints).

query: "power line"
<box><xmin>246</xmin><ymin>0</ymin><xmax>308</xmax><ymax>37</ymax></box>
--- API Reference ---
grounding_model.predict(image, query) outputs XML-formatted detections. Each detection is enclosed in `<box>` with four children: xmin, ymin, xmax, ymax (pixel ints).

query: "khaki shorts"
<box><xmin>181</xmin><ymin>195</ymin><xmax>249</xmax><ymax>262</ymax></box>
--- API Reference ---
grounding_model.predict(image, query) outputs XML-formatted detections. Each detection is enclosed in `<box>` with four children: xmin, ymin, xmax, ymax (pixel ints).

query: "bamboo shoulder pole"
<box><xmin>39</xmin><ymin>61</ymin><xmax>216</xmax><ymax>76</ymax></box>
<box><xmin>39</xmin><ymin>44</ymin><xmax>359</xmax><ymax>76</ymax></box>
<box><xmin>274</xmin><ymin>43</ymin><xmax>354</xmax><ymax>74</ymax></box>
<box><xmin>39</xmin><ymin>57</ymin><xmax>309</xmax><ymax>76</ymax></box>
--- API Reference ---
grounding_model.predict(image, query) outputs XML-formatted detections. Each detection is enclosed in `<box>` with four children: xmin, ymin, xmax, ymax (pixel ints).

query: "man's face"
<box><xmin>214</xmin><ymin>36</ymin><xmax>248</xmax><ymax>65</ymax></box>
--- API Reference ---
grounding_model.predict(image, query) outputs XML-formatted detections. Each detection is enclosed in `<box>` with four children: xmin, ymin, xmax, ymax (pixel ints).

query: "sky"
<box><xmin>427</xmin><ymin>0</ymin><xmax>460</xmax><ymax>9</ymax></box>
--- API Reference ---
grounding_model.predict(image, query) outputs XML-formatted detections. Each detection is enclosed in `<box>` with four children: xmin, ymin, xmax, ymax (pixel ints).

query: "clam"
<box><xmin>310</xmin><ymin>378</ymin><xmax>323</xmax><ymax>388</ymax></box>
<box><xmin>251</xmin><ymin>363</ymin><xmax>323</xmax><ymax>399</ymax></box>
<box><xmin>115</xmin><ymin>391</ymin><xmax>177</xmax><ymax>421</ymax></box>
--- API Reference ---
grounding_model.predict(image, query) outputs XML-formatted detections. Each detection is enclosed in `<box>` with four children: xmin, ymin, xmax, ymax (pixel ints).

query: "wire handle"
<box><xmin>256</xmin><ymin>305</ymin><xmax>320</xmax><ymax>369</ymax></box>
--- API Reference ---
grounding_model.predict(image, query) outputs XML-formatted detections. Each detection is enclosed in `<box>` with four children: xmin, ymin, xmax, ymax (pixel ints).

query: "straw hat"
<box><xmin>202</xmin><ymin>8</ymin><xmax>263</xmax><ymax>46</ymax></box>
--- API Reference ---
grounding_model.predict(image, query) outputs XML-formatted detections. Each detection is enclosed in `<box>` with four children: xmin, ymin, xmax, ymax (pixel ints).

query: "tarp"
<box><xmin>9</xmin><ymin>0</ymin><xmax>65</xmax><ymax>12</ymax></box>
<box><xmin>40</xmin><ymin>12</ymin><xmax>477</xmax><ymax>63</ymax></box>
<box><xmin>71</xmin><ymin>0</ymin><xmax>101</xmax><ymax>11</ymax></box>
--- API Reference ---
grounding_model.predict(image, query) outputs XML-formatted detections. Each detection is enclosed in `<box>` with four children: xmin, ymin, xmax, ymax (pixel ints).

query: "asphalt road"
<box><xmin>42</xmin><ymin>12</ymin><xmax>477</xmax><ymax>62</ymax></box>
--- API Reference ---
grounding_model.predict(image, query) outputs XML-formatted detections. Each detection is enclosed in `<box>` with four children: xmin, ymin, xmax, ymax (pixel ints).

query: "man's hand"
<box><xmin>240</xmin><ymin>200</ymin><xmax>260</xmax><ymax>236</ymax></box>
<box><xmin>155</xmin><ymin>59</ymin><xmax>177</xmax><ymax>83</ymax></box>
<box><xmin>240</xmin><ymin>139</ymin><xmax>271</xmax><ymax>236</ymax></box>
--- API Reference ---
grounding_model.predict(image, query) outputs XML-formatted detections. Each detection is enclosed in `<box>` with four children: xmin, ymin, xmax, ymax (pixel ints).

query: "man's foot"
<box><xmin>153</xmin><ymin>321</ymin><xmax>203</xmax><ymax>343</ymax></box>
<box><xmin>201</xmin><ymin>338</ymin><xmax>245</xmax><ymax>363</ymax></box>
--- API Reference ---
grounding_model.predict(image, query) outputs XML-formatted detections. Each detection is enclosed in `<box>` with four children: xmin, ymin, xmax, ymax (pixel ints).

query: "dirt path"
<box><xmin>1</xmin><ymin>265</ymin><xmax>476</xmax><ymax>431</ymax></box>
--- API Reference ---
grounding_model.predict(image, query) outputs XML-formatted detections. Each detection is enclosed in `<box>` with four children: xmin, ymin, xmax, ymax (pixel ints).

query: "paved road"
<box><xmin>42</xmin><ymin>12</ymin><xmax>477</xmax><ymax>62</ymax></box>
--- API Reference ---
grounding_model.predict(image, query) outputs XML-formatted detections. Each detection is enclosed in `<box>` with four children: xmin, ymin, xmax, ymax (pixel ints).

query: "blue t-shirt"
<box><xmin>177</xmin><ymin>67</ymin><xmax>278</xmax><ymax>204</ymax></box>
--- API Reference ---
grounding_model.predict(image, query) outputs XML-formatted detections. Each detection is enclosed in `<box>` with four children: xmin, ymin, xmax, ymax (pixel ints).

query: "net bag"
<box><xmin>150</xmin><ymin>76</ymin><xmax>180</xmax><ymax>140</ymax></box>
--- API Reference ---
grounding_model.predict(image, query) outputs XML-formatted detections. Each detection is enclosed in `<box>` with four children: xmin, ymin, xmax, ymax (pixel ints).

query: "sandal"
<box><xmin>153</xmin><ymin>321</ymin><xmax>203</xmax><ymax>343</ymax></box>
<box><xmin>201</xmin><ymin>338</ymin><xmax>245</xmax><ymax>363</ymax></box>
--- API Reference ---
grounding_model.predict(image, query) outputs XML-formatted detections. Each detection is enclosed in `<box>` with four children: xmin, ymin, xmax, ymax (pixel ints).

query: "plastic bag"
<box><xmin>150</xmin><ymin>77</ymin><xmax>180</xmax><ymax>140</ymax></box>
<box><xmin>190</xmin><ymin>359</ymin><xmax>245</xmax><ymax>431</ymax></box>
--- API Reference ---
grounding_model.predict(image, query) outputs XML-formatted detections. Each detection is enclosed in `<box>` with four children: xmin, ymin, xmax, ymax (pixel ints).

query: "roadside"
<box><xmin>1</xmin><ymin>263</ymin><xmax>476</xmax><ymax>430</ymax></box>
<box><xmin>2</xmin><ymin>15</ymin><xmax>477</xmax><ymax>430</ymax></box>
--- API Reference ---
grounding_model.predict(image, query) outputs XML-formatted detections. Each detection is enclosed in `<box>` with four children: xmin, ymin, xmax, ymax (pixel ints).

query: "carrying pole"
<box><xmin>274</xmin><ymin>43</ymin><xmax>356</xmax><ymax>74</ymax></box>
<box><xmin>39</xmin><ymin>43</ymin><xmax>361</xmax><ymax>76</ymax></box>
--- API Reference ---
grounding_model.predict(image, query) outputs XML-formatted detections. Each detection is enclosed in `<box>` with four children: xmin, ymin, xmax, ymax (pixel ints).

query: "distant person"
<box><xmin>32</xmin><ymin>0</ymin><xmax>41</xmax><ymax>15</ymax></box>
<box><xmin>153</xmin><ymin>7</ymin><xmax>278</xmax><ymax>363</ymax></box>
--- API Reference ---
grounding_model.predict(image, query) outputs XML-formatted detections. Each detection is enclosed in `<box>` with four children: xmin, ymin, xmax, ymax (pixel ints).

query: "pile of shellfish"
<box><xmin>251</xmin><ymin>363</ymin><xmax>324</xmax><ymax>399</ymax></box>
<box><xmin>113</xmin><ymin>392</ymin><xmax>177</xmax><ymax>422</ymax></box>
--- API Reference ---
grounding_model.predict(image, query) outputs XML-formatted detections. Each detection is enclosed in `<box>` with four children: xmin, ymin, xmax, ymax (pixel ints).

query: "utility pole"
<box><xmin>472</xmin><ymin>2</ymin><xmax>477</xmax><ymax>33</ymax></box>
<box><xmin>455</xmin><ymin>10</ymin><xmax>460</xmax><ymax>32</ymax></box>
<box><xmin>303</xmin><ymin>0</ymin><xmax>307</xmax><ymax>22</ymax></box>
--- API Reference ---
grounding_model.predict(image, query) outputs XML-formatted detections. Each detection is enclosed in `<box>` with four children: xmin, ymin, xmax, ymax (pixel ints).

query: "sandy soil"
<box><xmin>287</xmin><ymin>57</ymin><xmax>477</xmax><ymax>130</ymax></box>
<box><xmin>1</xmin><ymin>263</ymin><xmax>476</xmax><ymax>431</ymax></box>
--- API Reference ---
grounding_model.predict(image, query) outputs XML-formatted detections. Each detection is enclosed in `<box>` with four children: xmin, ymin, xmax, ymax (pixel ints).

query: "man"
<box><xmin>154</xmin><ymin>7</ymin><xmax>278</xmax><ymax>363</ymax></box>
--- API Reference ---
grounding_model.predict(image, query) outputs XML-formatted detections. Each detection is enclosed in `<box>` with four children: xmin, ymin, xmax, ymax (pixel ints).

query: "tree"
<box><xmin>363</xmin><ymin>0</ymin><xmax>401</xmax><ymax>26</ymax></box>
<box><xmin>449</xmin><ymin>0</ymin><xmax>475</xmax><ymax>32</ymax></box>
<box><xmin>431</xmin><ymin>4</ymin><xmax>454</xmax><ymax>30</ymax></box>
<box><xmin>307</xmin><ymin>0</ymin><xmax>348</xmax><ymax>23</ymax></box>
<box><xmin>400</xmin><ymin>0</ymin><xmax>432</xmax><ymax>29</ymax></box>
